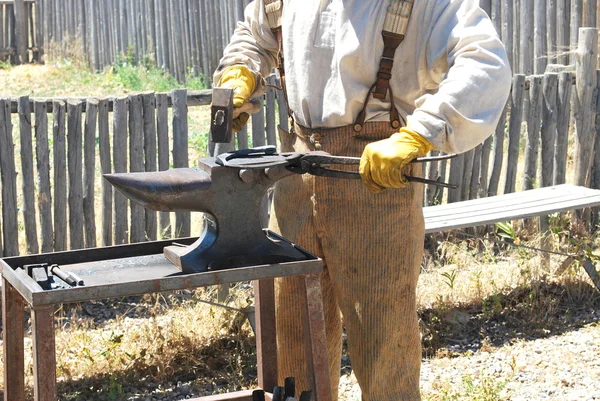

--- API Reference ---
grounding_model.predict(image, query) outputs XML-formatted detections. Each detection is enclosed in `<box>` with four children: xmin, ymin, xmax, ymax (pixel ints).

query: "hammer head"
<box><xmin>210</xmin><ymin>87</ymin><xmax>234</xmax><ymax>143</ymax></box>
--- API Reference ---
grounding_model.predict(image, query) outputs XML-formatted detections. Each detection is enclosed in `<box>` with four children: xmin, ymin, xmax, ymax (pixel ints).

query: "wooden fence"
<box><xmin>1</xmin><ymin>28</ymin><xmax>599</xmax><ymax>257</ymax></box>
<box><xmin>0</xmin><ymin>0</ymin><xmax>599</xmax><ymax>82</ymax></box>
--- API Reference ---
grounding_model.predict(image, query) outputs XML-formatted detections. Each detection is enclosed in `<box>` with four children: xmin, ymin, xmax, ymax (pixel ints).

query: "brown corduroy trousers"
<box><xmin>268</xmin><ymin>122</ymin><xmax>424</xmax><ymax>401</ymax></box>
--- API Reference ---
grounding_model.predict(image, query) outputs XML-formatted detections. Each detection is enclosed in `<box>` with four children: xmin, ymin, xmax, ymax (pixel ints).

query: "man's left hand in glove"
<box><xmin>217</xmin><ymin>65</ymin><xmax>262</xmax><ymax>132</ymax></box>
<box><xmin>359</xmin><ymin>127</ymin><xmax>434</xmax><ymax>193</ymax></box>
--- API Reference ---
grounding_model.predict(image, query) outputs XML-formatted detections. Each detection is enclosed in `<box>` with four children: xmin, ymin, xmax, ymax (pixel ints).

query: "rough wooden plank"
<box><xmin>67</xmin><ymin>100</ymin><xmax>84</xmax><ymax>250</ymax></box>
<box><xmin>446</xmin><ymin>152</ymin><xmax>464</xmax><ymax>203</ymax></box>
<box><xmin>83</xmin><ymin>99</ymin><xmax>98</xmax><ymax>248</ymax></box>
<box><xmin>252</xmin><ymin>99</ymin><xmax>266</xmax><ymax>147</ymax></box>
<box><xmin>128</xmin><ymin>94</ymin><xmax>145</xmax><ymax>243</ymax></box>
<box><xmin>487</xmin><ymin>103</ymin><xmax>508</xmax><ymax>197</ymax></box>
<box><xmin>478</xmin><ymin>134</ymin><xmax>493</xmax><ymax>198</ymax></box>
<box><xmin>519</xmin><ymin>0</ymin><xmax>534</xmax><ymax>75</ymax></box>
<box><xmin>504</xmin><ymin>75</ymin><xmax>526</xmax><ymax>194</ymax></box>
<box><xmin>574</xmin><ymin>29</ymin><xmax>598</xmax><ymax>188</ymax></box>
<box><xmin>523</xmin><ymin>76</ymin><xmax>543</xmax><ymax>191</ymax></box>
<box><xmin>534</xmin><ymin>0</ymin><xmax>547</xmax><ymax>74</ymax></box>
<box><xmin>143</xmin><ymin>92</ymin><xmax>158</xmax><ymax>241</ymax></box>
<box><xmin>425</xmin><ymin>150</ymin><xmax>440</xmax><ymax>206</ymax></box>
<box><xmin>18</xmin><ymin>95</ymin><xmax>39</xmax><ymax>254</ymax></box>
<box><xmin>425</xmin><ymin>185</ymin><xmax>600</xmax><ymax>217</ymax></box>
<box><xmin>156</xmin><ymin>92</ymin><xmax>171</xmax><ymax>238</ymax></box>
<box><xmin>52</xmin><ymin>100</ymin><xmax>67</xmax><ymax>252</ymax></box>
<box><xmin>113</xmin><ymin>97</ymin><xmax>129</xmax><ymax>245</ymax></box>
<box><xmin>501</xmin><ymin>1</ymin><xmax>514</xmax><ymax>70</ymax></box>
<box><xmin>172</xmin><ymin>89</ymin><xmax>190</xmax><ymax>237</ymax></box>
<box><xmin>98</xmin><ymin>98</ymin><xmax>112</xmax><ymax>246</ymax></box>
<box><xmin>554</xmin><ymin>72</ymin><xmax>573</xmax><ymax>185</ymax></box>
<box><xmin>469</xmin><ymin>144</ymin><xmax>483</xmax><ymax>200</ymax></box>
<box><xmin>571</xmin><ymin>0</ymin><xmax>583</xmax><ymax>65</ymax></box>
<box><xmin>424</xmin><ymin>185</ymin><xmax>600</xmax><ymax>233</ymax></box>
<box><xmin>461</xmin><ymin>149</ymin><xmax>474</xmax><ymax>201</ymax></box>
<box><xmin>0</xmin><ymin>99</ymin><xmax>19</xmax><ymax>256</ymax></box>
<box><xmin>14</xmin><ymin>0</ymin><xmax>27</xmax><ymax>63</ymax></box>
<box><xmin>265</xmin><ymin>75</ymin><xmax>277</xmax><ymax>146</ymax></box>
<box><xmin>557</xmin><ymin>0</ymin><xmax>570</xmax><ymax>65</ymax></box>
<box><xmin>34</xmin><ymin>100</ymin><xmax>53</xmax><ymax>253</ymax></box>
<box><xmin>546</xmin><ymin>0</ymin><xmax>557</xmax><ymax>67</ymax></box>
<box><xmin>539</xmin><ymin>73</ymin><xmax>559</xmax><ymax>233</ymax></box>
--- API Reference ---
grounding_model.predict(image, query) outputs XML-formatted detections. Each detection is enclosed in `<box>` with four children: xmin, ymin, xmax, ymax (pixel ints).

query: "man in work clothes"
<box><xmin>213</xmin><ymin>0</ymin><xmax>511</xmax><ymax>399</ymax></box>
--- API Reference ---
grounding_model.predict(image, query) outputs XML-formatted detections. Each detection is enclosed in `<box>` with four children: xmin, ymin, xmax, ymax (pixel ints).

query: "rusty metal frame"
<box><xmin>1</xmin><ymin>237</ymin><xmax>331</xmax><ymax>401</ymax></box>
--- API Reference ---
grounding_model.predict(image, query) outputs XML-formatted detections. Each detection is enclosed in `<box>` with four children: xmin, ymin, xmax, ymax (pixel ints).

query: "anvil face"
<box><xmin>104</xmin><ymin>158</ymin><xmax>307</xmax><ymax>273</ymax></box>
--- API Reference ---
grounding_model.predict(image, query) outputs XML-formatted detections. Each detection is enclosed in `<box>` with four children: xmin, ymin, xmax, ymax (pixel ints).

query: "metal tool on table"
<box><xmin>24</xmin><ymin>263</ymin><xmax>85</xmax><ymax>290</ymax></box>
<box><xmin>216</xmin><ymin>146</ymin><xmax>458</xmax><ymax>189</ymax></box>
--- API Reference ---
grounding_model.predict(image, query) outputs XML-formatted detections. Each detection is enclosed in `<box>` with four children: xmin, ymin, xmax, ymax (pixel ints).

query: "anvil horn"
<box><xmin>104</xmin><ymin>168</ymin><xmax>212</xmax><ymax>212</ymax></box>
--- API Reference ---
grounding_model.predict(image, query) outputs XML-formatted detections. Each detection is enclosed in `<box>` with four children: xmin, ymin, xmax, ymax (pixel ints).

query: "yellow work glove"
<box><xmin>218</xmin><ymin>65</ymin><xmax>258</xmax><ymax>132</ymax></box>
<box><xmin>359</xmin><ymin>127</ymin><xmax>434</xmax><ymax>193</ymax></box>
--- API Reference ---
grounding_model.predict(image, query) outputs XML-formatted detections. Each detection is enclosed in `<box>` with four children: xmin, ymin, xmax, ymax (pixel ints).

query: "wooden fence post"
<box><xmin>0</xmin><ymin>99</ymin><xmax>19</xmax><ymax>256</ymax></box>
<box><xmin>83</xmin><ymin>99</ymin><xmax>98</xmax><ymax>248</ymax></box>
<box><xmin>540</xmin><ymin>73</ymin><xmax>559</xmax><ymax>233</ymax></box>
<box><xmin>18</xmin><ymin>95</ymin><xmax>40</xmax><ymax>254</ymax></box>
<box><xmin>113</xmin><ymin>97</ymin><xmax>129</xmax><ymax>245</ymax></box>
<box><xmin>523</xmin><ymin>76</ymin><xmax>543</xmax><ymax>191</ymax></box>
<box><xmin>34</xmin><ymin>100</ymin><xmax>54</xmax><ymax>253</ymax></box>
<box><xmin>156</xmin><ymin>92</ymin><xmax>171</xmax><ymax>238</ymax></box>
<box><xmin>67</xmin><ymin>100</ymin><xmax>84</xmax><ymax>250</ymax></box>
<box><xmin>554</xmin><ymin>72</ymin><xmax>573</xmax><ymax>185</ymax></box>
<box><xmin>143</xmin><ymin>92</ymin><xmax>158</xmax><ymax>241</ymax></box>
<box><xmin>172</xmin><ymin>89</ymin><xmax>190</xmax><ymax>237</ymax></box>
<box><xmin>98</xmin><ymin>98</ymin><xmax>113</xmax><ymax>246</ymax></box>
<box><xmin>488</xmin><ymin>104</ymin><xmax>508</xmax><ymax>197</ymax></box>
<box><xmin>129</xmin><ymin>94</ymin><xmax>145</xmax><ymax>243</ymax></box>
<box><xmin>14</xmin><ymin>0</ymin><xmax>28</xmax><ymax>63</ymax></box>
<box><xmin>574</xmin><ymin>28</ymin><xmax>598</xmax><ymax>188</ymax></box>
<box><xmin>505</xmin><ymin>74</ymin><xmax>526</xmax><ymax>194</ymax></box>
<box><xmin>534</xmin><ymin>0</ymin><xmax>547</xmax><ymax>74</ymax></box>
<box><xmin>557</xmin><ymin>0</ymin><xmax>570</xmax><ymax>65</ymax></box>
<box><xmin>52</xmin><ymin>100</ymin><xmax>67</xmax><ymax>251</ymax></box>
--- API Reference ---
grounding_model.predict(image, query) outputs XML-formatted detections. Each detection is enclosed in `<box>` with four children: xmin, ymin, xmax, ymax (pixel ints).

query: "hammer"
<box><xmin>210</xmin><ymin>87</ymin><xmax>235</xmax><ymax>143</ymax></box>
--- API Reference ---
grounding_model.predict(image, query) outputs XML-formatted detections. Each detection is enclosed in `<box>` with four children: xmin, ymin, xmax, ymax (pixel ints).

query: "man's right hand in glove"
<box><xmin>217</xmin><ymin>65</ymin><xmax>260</xmax><ymax>132</ymax></box>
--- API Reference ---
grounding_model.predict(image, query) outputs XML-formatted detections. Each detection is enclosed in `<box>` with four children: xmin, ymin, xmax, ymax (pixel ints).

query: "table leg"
<box><xmin>31</xmin><ymin>305</ymin><xmax>56</xmax><ymax>401</ymax></box>
<box><xmin>300</xmin><ymin>274</ymin><xmax>332</xmax><ymax>401</ymax></box>
<box><xmin>2</xmin><ymin>278</ymin><xmax>25</xmax><ymax>401</ymax></box>
<box><xmin>254</xmin><ymin>279</ymin><xmax>278</xmax><ymax>392</ymax></box>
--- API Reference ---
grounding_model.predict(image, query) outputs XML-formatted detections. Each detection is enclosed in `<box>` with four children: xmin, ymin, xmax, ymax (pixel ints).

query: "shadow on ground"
<box><xmin>419</xmin><ymin>279</ymin><xmax>600</xmax><ymax>357</ymax></box>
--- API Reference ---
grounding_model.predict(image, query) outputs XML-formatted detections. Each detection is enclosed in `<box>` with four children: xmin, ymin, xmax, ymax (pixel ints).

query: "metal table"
<box><xmin>1</xmin><ymin>237</ymin><xmax>332</xmax><ymax>401</ymax></box>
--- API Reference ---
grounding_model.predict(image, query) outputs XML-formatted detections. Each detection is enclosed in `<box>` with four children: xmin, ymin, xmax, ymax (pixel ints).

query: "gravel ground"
<box><xmin>339</xmin><ymin>323</ymin><xmax>600</xmax><ymax>401</ymax></box>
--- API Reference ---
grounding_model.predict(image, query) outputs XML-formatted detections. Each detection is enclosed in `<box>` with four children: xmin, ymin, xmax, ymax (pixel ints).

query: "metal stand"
<box><xmin>1</xmin><ymin>238</ymin><xmax>332</xmax><ymax>401</ymax></box>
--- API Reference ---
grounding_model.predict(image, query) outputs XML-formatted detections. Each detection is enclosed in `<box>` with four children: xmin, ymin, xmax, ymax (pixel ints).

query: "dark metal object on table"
<box><xmin>210</xmin><ymin>87</ymin><xmax>234</xmax><ymax>143</ymax></box>
<box><xmin>104</xmin><ymin>157</ymin><xmax>305</xmax><ymax>273</ymax></box>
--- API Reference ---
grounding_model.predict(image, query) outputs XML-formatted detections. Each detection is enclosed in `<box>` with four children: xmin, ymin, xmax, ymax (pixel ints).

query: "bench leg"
<box><xmin>32</xmin><ymin>305</ymin><xmax>57</xmax><ymax>401</ymax></box>
<box><xmin>300</xmin><ymin>274</ymin><xmax>332</xmax><ymax>401</ymax></box>
<box><xmin>254</xmin><ymin>279</ymin><xmax>278</xmax><ymax>392</ymax></box>
<box><xmin>2</xmin><ymin>278</ymin><xmax>25</xmax><ymax>401</ymax></box>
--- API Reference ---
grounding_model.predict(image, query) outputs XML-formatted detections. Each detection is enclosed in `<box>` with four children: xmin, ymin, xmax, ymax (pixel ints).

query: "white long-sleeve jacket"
<box><xmin>213</xmin><ymin>0</ymin><xmax>512</xmax><ymax>154</ymax></box>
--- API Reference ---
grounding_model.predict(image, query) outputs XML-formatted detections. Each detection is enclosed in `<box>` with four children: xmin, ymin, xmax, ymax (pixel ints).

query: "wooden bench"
<box><xmin>423</xmin><ymin>184</ymin><xmax>600</xmax><ymax>289</ymax></box>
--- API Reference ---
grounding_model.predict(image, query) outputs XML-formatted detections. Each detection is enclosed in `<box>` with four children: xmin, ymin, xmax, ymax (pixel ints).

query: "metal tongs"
<box><xmin>216</xmin><ymin>145</ymin><xmax>458</xmax><ymax>189</ymax></box>
<box><xmin>287</xmin><ymin>151</ymin><xmax>458</xmax><ymax>188</ymax></box>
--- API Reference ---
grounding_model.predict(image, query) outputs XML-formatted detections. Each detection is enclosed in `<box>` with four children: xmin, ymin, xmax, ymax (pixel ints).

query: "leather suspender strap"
<box><xmin>354</xmin><ymin>0</ymin><xmax>414</xmax><ymax>132</ymax></box>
